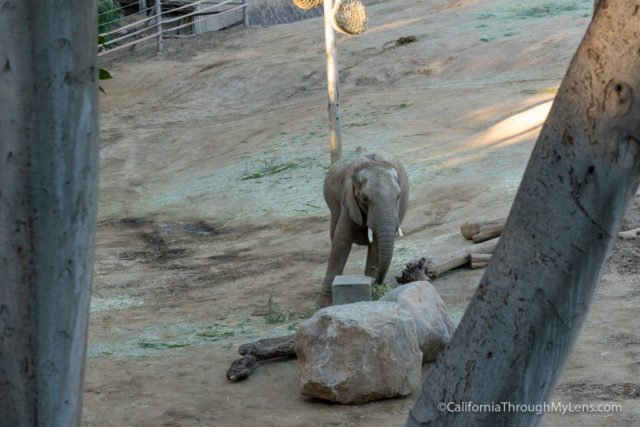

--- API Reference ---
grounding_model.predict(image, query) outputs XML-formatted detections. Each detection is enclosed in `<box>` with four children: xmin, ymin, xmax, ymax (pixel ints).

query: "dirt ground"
<box><xmin>87</xmin><ymin>0</ymin><xmax>640</xmax><ymax>425</ymax></box>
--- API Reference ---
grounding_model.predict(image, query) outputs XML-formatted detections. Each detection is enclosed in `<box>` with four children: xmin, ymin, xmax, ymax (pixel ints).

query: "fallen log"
<box><xmin>469</xmin><ymin>253</ymin><xmax>493</xmax><ymax>269</ymax></box>
<box><xmin>227</xmin><ymin>334</ymin><xmax>298</xmax><ymax>382</ymax></box>
<box><xmin>461</xmin><ymin>218</ymin><xmax>506</xmax><ymax>242</ymax></box>
<box><xmin>238</xmin><ymin>334</ymin><xmax>296</xmax><ymax>360</ymax></box>
<box><xmin>425</xmin><ymin>238</ymin><xmax>499</xmax><ymax>278</ymax></box>
<box><xmin>226</xmin><ymin>355</ymin><xmax>258</xmax><ymax>382</ymax></box>
<box><xmin>619</xmin><ymin>227</ymin><xmax>640</xmax><ymax>240</ymax></box>
<box><xmin>472</xmin><ymin>226</ymin><xmax>504</xmax><ymax>243</ymax></box>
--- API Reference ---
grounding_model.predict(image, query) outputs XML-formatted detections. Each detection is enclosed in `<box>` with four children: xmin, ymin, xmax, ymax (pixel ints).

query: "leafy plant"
<box><xmin>264</xmin><ymin>294</ymin><xmax>288</xmax><ymax>324</ymax></box>
<box><xmin>98</xmin><ymin>0</ymin><xmax>124</xmax><ymax>35</ymax></box>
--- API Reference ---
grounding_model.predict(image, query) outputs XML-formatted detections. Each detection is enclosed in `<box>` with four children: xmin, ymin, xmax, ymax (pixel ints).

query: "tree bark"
<box><xmin>0</xmin><ymin>1</ymin><xmax>99</xmax><ymax>426</ymax></box>
<box><xmin>407</xmin><ymin>2</ymin><xmax>640</xmax><ymax>426</ymax></box>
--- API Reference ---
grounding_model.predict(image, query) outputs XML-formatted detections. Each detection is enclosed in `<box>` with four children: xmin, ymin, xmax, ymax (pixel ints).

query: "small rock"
<box><xmin>295</xmin><ymin>301</ymin><xmax>422</xmax><ymax>404</ymax></box>
<box><xmin>381</xmin><ymin>281</ymin><xmax>454</xmax><ymax>363</ymax></box>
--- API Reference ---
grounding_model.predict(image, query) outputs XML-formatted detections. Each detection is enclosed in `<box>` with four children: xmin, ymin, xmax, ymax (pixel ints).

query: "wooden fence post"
<box><xmin>323</xmin><ymin>0</ymin><xmax>342</xmax><ymax>164</ymax></box>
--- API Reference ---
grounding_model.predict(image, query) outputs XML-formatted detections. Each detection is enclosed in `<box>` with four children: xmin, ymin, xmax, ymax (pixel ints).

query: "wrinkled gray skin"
<box><xmin>319</xmin><ymin>153</ymin><xmax>409</xmax><ymax>308</ymax></box>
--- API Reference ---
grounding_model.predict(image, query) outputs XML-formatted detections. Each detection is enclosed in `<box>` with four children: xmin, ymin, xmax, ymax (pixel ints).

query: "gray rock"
<box><xmin>381</xmin><ymin>281</ymin><xmax>455</xmax><ymax>363</ymax></box>
<box><xmin>295</xmin><ymin>301</ymin><xmax>422</xmax><ymax>404</ymax></box>
<box><xmin>248</xmin><ymin>0</ymin><xmax>322</xmax><ymax>26</ymax></box>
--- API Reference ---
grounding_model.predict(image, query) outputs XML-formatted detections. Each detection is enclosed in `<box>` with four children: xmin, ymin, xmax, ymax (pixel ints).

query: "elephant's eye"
<box><xmin>360</xmin><ymin>194</ymin><xmax>369</xmax><ymax>204</ymax></box>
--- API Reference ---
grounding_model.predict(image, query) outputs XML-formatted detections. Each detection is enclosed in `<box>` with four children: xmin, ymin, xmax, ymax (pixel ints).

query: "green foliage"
<box><xmin>371</xmin><ymin>280</ymin><xmax>394</xmax><ymax>301</ymax></box>
<box><xmin>264</xmin><ymin>294</ymin><xmax>288</xmax><ymax>324</ymax></box>
<box><xmin>98</xmin><ymin>0</ymin><xmax>124</xmax><ymax>35</ymax></box>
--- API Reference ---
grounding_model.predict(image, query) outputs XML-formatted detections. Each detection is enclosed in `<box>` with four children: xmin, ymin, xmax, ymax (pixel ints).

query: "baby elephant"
<box><xmin>318</xmin><ymin>153</ymin><xmax>409</xmax><ymax>308</ymax></box>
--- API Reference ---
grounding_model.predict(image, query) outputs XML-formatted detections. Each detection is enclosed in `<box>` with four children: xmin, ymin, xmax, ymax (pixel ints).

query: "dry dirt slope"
<box><xmin>88</xmin><ymin>0</ymin><xmax>640</xmax><ymax>425</ymax></box>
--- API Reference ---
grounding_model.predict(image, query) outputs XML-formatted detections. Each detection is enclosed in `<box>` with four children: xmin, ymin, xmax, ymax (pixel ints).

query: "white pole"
<box><xmin>155</xmin><ymin>0</ymin><xmax>163</xmax><ymax>52</ymax></box>
<box><xmin>243</xmin><ymin>0</ymin><xmax>249</xmax><ymax>27</ymax></box>
<box><xmin>323</xmin><ymin>0</ymin><xmax>342</xmax><ymax>164</ymax></box>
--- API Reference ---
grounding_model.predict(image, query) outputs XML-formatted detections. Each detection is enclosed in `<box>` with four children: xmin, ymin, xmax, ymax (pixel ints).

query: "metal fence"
<box><xmin>98</xmin><ymin>0</ymin><xmax>249</xmax><ymax>61</ymax></box>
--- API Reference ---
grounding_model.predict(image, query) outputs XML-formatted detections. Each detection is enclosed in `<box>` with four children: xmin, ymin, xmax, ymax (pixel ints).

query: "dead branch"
<box><xmin>619</xmin><ymin>227</ymin><xmax>640</xmax><ymax>240</ymax></box>
<box><xmin>461</xmin><ymin>218</ymin><xmax>506</xmax><ymax>242</ymax></box>
<box><xmin>469</xmin><ymin>253</ymin><xmax>493</xmax><ymax>269</ymax></box>
<box><xmin>425</xmin><ymin>238</ymin><xmax>499</xmax><ymax>278</ymax></box>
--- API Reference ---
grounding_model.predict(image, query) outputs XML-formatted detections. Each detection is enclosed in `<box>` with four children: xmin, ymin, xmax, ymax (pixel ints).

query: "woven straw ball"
<box><xmin>292</xmin><ymin>0</ymin><xmax>323</xmax><ymax>10</ymax></box>
<box><xmin>333</xmin><ymin>0</ymin><xmax>367</xmax><ymax>35</ymax></box>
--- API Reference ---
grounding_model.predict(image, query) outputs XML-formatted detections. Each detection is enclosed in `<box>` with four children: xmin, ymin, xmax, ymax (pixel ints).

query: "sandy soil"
<box><xmin>88</xmin><ymin>0</ymin><xmax>640</xmax><ymax>425</ymax></box>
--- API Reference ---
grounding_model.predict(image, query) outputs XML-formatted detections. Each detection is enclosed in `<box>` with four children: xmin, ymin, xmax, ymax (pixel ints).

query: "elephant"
<box><xmin>318</xmin><ymin>153</ymin><xmax>409</xmax><ymax>308</ymax></box>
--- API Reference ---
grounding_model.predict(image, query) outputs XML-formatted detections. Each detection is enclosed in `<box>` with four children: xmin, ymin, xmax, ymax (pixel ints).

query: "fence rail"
<box><xmin>98</xmin><ymin>0</ymin><xmax>249</xmax><ymax>61</ymax></box>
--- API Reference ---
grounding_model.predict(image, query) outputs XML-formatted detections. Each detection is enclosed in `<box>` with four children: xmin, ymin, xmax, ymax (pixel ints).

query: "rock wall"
<box><xmin>248</xmin><ymin>0</ymin><xmax>323</xmax><ymax>26</ymax></box>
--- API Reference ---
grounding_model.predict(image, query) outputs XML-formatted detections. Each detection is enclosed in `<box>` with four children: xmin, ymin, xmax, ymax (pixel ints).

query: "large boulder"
<box><xmin>295</xmin><ymin>301</ymin><xmax>422</xmax><ymax>404</ymax></box>
<box><xmin>381</xmin><ymin>281</ymin><xmax>455</xmax><ymax>363</ymax></box>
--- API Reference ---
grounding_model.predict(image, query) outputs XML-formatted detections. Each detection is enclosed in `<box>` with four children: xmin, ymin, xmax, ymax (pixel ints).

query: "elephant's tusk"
<box><xmin>398</xmin><ymin>227</ymin><xmax>404</xmax><ymax>237</ymax></box>
<box><xmin>368</xmin><ymin>228</ymin><xmax>374</xmax><ymax>243</ymax></box>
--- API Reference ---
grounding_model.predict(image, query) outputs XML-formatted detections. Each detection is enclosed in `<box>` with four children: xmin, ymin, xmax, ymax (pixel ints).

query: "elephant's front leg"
<box><xmin>319</xmin><ymin>213</ymin><xmax>353</xmax><ymax>308</ymax></box>
<box><xmin>365</xmin><ymin>239</ymin><xmax>379</xmax><ymax>278</ymax></box>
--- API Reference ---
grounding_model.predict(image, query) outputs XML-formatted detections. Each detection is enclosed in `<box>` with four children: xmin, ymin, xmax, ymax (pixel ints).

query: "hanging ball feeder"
<box><xmin>332</xmin><ymin>0</ymin><xmax>368</xmax><ymax>35</ymax></box>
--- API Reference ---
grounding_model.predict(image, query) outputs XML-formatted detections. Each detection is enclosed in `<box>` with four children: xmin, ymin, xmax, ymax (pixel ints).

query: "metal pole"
<box><xmin>155</xmin><ymin>0</ymin><xmax>163</xmax><ymax>52</ymax></box>
<box><xmin>323</xmin><ymin>0</ymin><xmax>342</xmax><ymax>164</ymax></box>
<box><xmin>140</xmin><ymin>0</ymin><xmax>147</xmax><ymax>12</ymax></box>
<box><xmin>243</xmin><ymin>0</ymin><xmax>249</xmax><ymax>27</ymax></box>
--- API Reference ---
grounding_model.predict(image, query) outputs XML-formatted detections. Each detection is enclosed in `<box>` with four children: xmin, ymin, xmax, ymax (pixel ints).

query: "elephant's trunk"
<box><xmin>372</xmin><ymin>211</ymin><xmax>398</xmax><ymax>284</ymax></box>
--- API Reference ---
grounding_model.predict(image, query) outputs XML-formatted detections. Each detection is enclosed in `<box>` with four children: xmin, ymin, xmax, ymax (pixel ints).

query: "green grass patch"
<box><xmin>521</xmin><ymin>86</ymin><xmax>559</xmax><ymax>95</ymax></box>
<box><xmin>138</xmin><ymin>341</ymin><xmax>192</xmax><ymax>350</ymax></box>
<box><xmin>372</xmin><ymin>280</ymin><xmax>394</xmax><ymax>301</ymax></box>
<box><xmin>196</xmin><ymin>324</ymin><xmax>235</xmax><ymax>341</ymax></box>
<box><xmin>287</xmin><ymin>321</ymin><xmax>300</xmax><ymax>331</ymax></box>
<box><xmin>476</xmin><ymin>1</ymin><xmax>592</xmax><ymax>22</ymax></box>
<box><xmin>263</xmin><ymin>294</ymin><xmax>289</xmax><ymax>325</ymax></box>
<box><xmin>241</xmin><ymin>159</ymin><xmax>297</xmax><ymax>180</ymax></box>
<box><xmin>509</xmin><ymin>2</ymin><xmax>582</xmax><ymax>19</ymax></box>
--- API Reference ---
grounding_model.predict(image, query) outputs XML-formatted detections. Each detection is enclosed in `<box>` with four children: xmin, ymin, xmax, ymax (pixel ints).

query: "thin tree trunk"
<box><xmin>323</xmin><ymin>0</ymin><xmax>342</xmax><ymax>164</ymax></box>
<box><xmin>0</xmin><ymin>1</ymin><xmax>99</xmax><ymax>426</ymax></box>
<box><xmin>407</xmin><ymin>2</ymin><xmax>640</xmax><ymax>425</ymax></box>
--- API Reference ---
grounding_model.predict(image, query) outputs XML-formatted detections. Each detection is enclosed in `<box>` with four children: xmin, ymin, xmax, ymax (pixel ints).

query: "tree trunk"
<box><xmin>407</xmin><ymin>2</ymin><xmax>640</xmax><ymax>426</ymax></box>
<box><xmin>0</xmin><ymin>1</ymin><xmax>99</xmax><ymax>426</ymax></box>
<box><xmin>323</xmin><ymin>0</ymin><xmax>342</xmax><ymax>164</ymax></box>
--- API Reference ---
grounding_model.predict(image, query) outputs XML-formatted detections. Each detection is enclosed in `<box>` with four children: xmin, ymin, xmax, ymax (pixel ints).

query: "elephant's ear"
<box><xmin>343</xmin><ymin>175</ymin><xmax>364</xmax><ymax>226</ymax></box>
